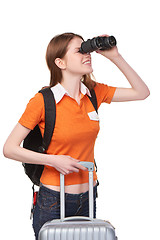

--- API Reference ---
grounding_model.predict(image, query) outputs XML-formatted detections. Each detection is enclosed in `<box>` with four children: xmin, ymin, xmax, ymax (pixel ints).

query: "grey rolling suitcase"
<box><xmin>38</xmin><ymin>162</ymin><xmax>117</xmax><ymax>240</ymax></box>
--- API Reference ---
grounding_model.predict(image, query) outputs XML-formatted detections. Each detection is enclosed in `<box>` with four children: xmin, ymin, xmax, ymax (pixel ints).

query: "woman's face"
<box><xmin>62</xmin><ymin>37</ymin><xmax>93</xmax><ymax>76</ymax></box>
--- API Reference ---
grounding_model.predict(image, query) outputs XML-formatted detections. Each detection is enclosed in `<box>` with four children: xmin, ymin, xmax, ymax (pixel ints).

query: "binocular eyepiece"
<box><xmin>79</xmin><ymin>36</ymin><xmax>117</xmax><ymax>54</ymax></box>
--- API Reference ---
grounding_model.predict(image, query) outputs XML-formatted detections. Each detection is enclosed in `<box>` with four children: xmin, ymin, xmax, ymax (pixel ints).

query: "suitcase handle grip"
<box><xmin>78</xmin><ymin>161</ymin><xmax>94</xmax><ymax>171</ymax></box>
<box><xmin>60</xmin><ymin>161</ymin><xmax>94</xmax><ymax>219</ymax></box>
<box><xmin>60</xmin><ymin>216</ymin><xmax>93</xmax><ymax>222</ymax></box>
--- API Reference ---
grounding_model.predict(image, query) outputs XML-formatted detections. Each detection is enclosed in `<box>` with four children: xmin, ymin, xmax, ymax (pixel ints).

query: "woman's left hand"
<box><xmin>95</xmin><ymin>34</ymin><xmax>120</xmax><ymax>60</ymax></box>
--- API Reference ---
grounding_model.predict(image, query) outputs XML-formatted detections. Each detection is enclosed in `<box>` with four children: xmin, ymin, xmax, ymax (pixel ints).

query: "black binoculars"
<box><xmin>79</xmin><ymin>36</ymin><xmax>117</xmax><ymax>54</ymax></box>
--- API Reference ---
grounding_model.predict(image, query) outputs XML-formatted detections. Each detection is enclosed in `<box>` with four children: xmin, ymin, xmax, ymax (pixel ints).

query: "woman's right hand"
<box><xmin>47</xmin><ymin>155</ymin><xmax>87</xmax><ymax>175</ymax></box>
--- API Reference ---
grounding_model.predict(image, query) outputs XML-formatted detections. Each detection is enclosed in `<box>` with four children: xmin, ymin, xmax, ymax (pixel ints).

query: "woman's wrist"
<box><xmin>107</xmin><ymin>53</ymin><xmax>122</xmax><ymax>63</ymax></box>
<box><xmin>44</xmin><ymin>154</ymin><xmax>57</xmax><ymax>167</ymax></box>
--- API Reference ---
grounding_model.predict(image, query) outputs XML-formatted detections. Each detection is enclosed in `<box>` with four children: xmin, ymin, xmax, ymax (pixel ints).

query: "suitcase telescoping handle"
<box><xmin>60</xmin><ymin>161</ymin><xmax>94</xmax><ymax>219</ymax></box>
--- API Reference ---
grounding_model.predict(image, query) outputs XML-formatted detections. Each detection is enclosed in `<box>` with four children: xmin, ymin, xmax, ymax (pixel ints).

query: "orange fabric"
<box><xmin>19</xmin><ymin>82</ymin><xmax>116</xmax><ymax>186</ymax></box>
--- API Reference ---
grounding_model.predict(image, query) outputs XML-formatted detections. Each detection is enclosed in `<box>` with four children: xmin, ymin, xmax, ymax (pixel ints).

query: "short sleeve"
<box><xmin>18</xmin><ymin>93</ymin><xmax>44</xmax><ymax>130</ymax></box>
<box><xmin>94</xmin><ymin>82</ymin><xmax>116</xmax><ymax>108</ymax></box>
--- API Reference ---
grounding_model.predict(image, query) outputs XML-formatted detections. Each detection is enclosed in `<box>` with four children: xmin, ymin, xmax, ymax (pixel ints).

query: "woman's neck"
<box><xmin>61</xmin><ymin>74</ymin><xmax>82</xmax><ymax>101</ymax></box>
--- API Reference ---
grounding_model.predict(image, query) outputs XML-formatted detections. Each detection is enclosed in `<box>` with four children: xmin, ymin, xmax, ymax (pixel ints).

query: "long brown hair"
<box><xmin>46</xmin><ymin>32</ymin><xmax>96</xmax><ymax>90</ymax></box>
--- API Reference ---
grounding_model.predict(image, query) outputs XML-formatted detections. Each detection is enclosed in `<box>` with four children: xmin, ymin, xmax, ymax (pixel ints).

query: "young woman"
<box><xmin>3</xmin><ymin>32</ymin><xmax>150</xmax><ymax>239</ymax></box>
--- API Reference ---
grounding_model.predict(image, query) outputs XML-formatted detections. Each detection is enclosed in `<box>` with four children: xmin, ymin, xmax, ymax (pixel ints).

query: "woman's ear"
<box><xmin>54</xmin><ymin>58</ymin><xmax>66</xmax><ymax>70</ymax></box>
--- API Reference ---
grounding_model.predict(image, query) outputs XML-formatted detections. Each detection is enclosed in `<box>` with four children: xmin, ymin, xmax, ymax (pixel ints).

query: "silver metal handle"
<box><xmin>61</xmin><ymin>216</ymin><xmax>92</xmax><ymax>222</ymax></box>
<box><xmin>60</xmin><ymin>161</ymin><xmax>94</xmax><ymax>220</ymax></box>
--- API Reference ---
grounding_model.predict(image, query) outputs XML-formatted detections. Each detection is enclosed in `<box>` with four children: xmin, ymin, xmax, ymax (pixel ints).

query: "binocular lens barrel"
<box><xmin>79</xmin><ymin>36</ymin><xmax>117</xmax><ymax>54</ymax></box>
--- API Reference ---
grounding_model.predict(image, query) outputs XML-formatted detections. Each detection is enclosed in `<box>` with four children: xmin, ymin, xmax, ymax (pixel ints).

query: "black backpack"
<box><xmin>23</xmin><ymin>87</ymin><xmax>98</xmax><ymax>186</ymax></box>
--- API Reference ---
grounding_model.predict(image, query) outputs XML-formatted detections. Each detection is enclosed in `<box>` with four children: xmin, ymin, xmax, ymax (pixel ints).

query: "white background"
<box><xmin>0</xmin><ymin>0</ymin><xmax>159</xmax><ymax>239</ymax></box>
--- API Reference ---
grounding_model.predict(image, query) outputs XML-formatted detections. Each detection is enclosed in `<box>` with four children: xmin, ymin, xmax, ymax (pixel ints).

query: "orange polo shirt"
<box><xmin>19</xmin><ymin>82</ymin><xmax>116</xmax><ymax>186</ymax></box>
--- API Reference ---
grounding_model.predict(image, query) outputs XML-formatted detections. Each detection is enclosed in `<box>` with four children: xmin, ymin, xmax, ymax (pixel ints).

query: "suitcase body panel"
<box><xmin>39</xmin><ymin>217</ymin><xmax>116</xmax><ymax>240</ymax></box>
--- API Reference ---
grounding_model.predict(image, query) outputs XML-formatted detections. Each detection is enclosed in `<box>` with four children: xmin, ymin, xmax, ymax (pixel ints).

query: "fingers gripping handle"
<box><xmin>60</xmin><ymin>162</ymin><xmax>94</xmax><ymax>219</ymax></box>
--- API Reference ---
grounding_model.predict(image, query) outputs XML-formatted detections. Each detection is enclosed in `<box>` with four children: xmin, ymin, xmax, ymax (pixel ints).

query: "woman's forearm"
<box><xmin>3</xmin><ymin>123</ymin><xmax>52</xmax><ymax>165</ymax></box>
<box><xmin>3</xmin><ymin>142</ymin><xmax>51</xmax><ymax>165</ymax></box>
<box><xmin>110</xmin><ymin>54</ymin><xmax>150</xmax><ymax>98</ymax></box>
<box><xmin>96</xmin><ymin>36</ymin><xmax>150</xmax><ymax>101</ymax></box>
<box><xmin>3</xmin><ymin>123</ymin><xmax>87</xmax><ymax>175</ymax></box>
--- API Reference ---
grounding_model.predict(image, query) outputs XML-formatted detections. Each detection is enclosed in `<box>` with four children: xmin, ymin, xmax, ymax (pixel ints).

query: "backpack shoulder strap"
<box><xmin>38</xmin><ymin>88</ymin><xmax>56</xmax><ymax>153</ymax></box>
<box><xmin>87</xmin><ymin>88</ymin><xmax>98</xmax><ymax>113</ymax></box>
<box><xmin>87</xmin><ymin>88</ymin><xmax>99</xmax><ymax>185</ymax></box>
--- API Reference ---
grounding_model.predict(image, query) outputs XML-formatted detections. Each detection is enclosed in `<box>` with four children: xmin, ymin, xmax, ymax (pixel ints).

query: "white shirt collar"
<box><xmin>51</xmin><ymin>82</ymin><xmax>91</xmax><ymax>103</ymax></box>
